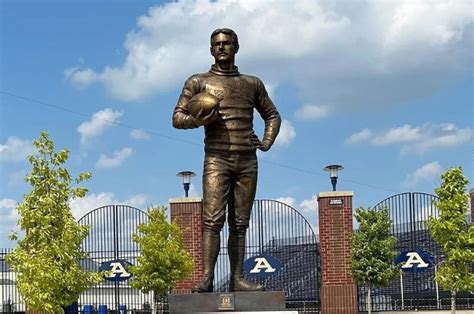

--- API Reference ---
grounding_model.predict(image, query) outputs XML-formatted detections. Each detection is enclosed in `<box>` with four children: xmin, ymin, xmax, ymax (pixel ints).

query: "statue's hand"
<box><xmin>193</xmin><ymin>109</ymin><xmax>218</xmax><ymax>127</ymax></box>
<box><xmin>250</xmin><ymin>132</ymin><xmax>270</xmax><ymax>151</ymax></box>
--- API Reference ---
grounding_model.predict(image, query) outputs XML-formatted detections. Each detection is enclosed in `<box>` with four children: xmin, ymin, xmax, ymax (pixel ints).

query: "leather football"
<box><xmin>187</xmin><ymin>92</ymin><xmax>219</xmax><ymax>117</ymax></box>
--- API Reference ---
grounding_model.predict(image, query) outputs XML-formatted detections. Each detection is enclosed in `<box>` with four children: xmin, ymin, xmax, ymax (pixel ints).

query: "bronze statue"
<box><xmin>172</xmin><ymin>28</ymin><xmax>281</xmax><ymax>293</ymax></box>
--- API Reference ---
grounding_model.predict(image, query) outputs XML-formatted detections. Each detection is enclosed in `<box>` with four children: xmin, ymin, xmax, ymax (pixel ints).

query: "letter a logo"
<box><xmin>99</xmin><ymin>259</ymin><xmax>133</xmax><ymax>282</ymax></box>
<box><xmin>250</xmin><ymin>257</ymin><xmax>276</xmax><ymax>274</ymax></box>
<box><xmin>401</xmin><ymin>252</ymin><xmax>429</xmax><ymax>269</ymax></box>
<box><xmin>107</xmin><ymin>262</ymin><xmax>131</xmax><ymax>278</ymax></box>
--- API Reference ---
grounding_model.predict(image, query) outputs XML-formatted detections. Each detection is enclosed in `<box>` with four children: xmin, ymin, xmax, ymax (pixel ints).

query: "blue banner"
<box><xmin>243</xmin><ymin>254</ymin><xmax>282</xmax><ymax>278</ymax></box>
<box><xmin>395</xmin><ymin>249</ymin><xmax>434</xmax><ymax>273</ymax></box>
<box><xmin>99</xmin><ymin>259</ymin><xmax>133</xmax><ymax>282</ymax></box>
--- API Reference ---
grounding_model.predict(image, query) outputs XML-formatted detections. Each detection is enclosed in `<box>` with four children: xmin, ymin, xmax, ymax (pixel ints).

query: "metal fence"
<box><xmin>4</xmin><ymin>194</ymin><xmax>473</xmax><ymax>313</ymax></box>
<box><xmin>77</xmin><ymin>205</ymin><xmax>156</xmax><ymax>312</ymax></box>
<box><xmin>1</xmin><ymin>200</ymin><xmax>320</xmax><ymax>313</ymax></box>
<box><xmin>214</xmin><ymin>199</ymin><xmax>321</xmax><ymax>312</ymax></box>
<box><xmin>0</xmin><ymin>248</ymin><xmax>25</xmax><ymax>313</ymax></box>
<box><xmin>357</xmin><ymin>192</ymin><xmax>474</xmax><ymax>311</ymax></box>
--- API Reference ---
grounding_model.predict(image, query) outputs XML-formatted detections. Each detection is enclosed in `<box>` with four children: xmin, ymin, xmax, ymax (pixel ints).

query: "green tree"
<box><xmin>350</xmin><ymin>207</ymin><xmax>399</xmax><ymax>314</ymax></box>
<box><xmin>130</xmin><ymin>206</ymin><xmax>194</xmax><ymax>313</ymax></box>
<box><xmin>6</xmin><ymin>132</ymin><xmax>101</xmax><ymax>313</ymax></box>
<box><xmin>427</xmin><ymin>167</ymin><xmax>474</xmax><ymax>314</ymax></box>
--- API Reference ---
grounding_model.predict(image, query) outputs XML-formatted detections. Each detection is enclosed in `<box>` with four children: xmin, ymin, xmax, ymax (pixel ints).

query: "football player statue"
<box><xmin>172</xmin><ymin>28</ymin><xmax>281</xmax><ymax>293</ymax></box>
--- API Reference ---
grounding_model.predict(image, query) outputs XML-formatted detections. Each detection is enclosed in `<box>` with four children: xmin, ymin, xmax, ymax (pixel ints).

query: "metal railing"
<box><xmin>214</xmin><ymin>199</ymin><xmax>321</xmax><ymax>312</ymax></box>
<box><xmin>357</xmin><ymin>192</ymin><xmax>474</xmax><ymax>311</ymax></box>
<box><xmin>0</xmin><ymin>248</ymin><xmax>25</xmax><ymax>313</ymax></box>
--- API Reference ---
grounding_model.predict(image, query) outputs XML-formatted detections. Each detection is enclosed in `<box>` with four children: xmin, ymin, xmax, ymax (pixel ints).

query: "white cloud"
<box><xmin>415</xmin><ymin>205</ymin><xmax>439</xmax><ymax>222</ymax></box>
<box><xmin>263</xmin><ymin>82</ymin><xmax>277</xmax><ymax>100</ymax></box>
<box><xmin>295</xmin><ymin>104</ymin><xmax>330</xmax><ymax>121</ymax></box>
<box><xmin>274</xmin><ymin>195</ymin><xmax>318</xmax><ymax>213</ymax></box>
<box><xmin>130</xmin><ymin>128</ymin><xmax>151</xmax><ymax>140</ymax></box>
<box><xmin>345</xmin><ymin>128</ymin><xmax>372</xmax><ymax>145</ymax></box>
<box><xmin>383</xmin><ymin>1</ymin><xmax>470</xmax><ymax>50</ymax></box>
<box><xmin>69</xmin><ymin>192</ymin><xmax>115</xmax><ymax>219</ymax></box>
<box><xmin>66</xmin><ymin>0</ymin><xmax>472</xmax><ymax>112</ymax></box>
<box><xmin>275</xmin><ymin>197</ymin><xmax>297</xmax><ymax>208</ymax></box>
<box><xmin>0</xmin><ymin>198</ymin><xmax>19</xmax><ymax>248</ymax></box>
<box><xmin>0</xmin><ymin>198</ymin><xmax>17</xmax><ymax>209</ymax></box>
<box><xmin>402</xmin><ymin>125</ymin><xmax>472</xmax><ymax>155</ymax></box>
<box><xmin>77</xmin><ymin>108</ymin><xmax>123</xmax><ymax>143</ymax></box>
<box><xmin>346</xmin><ymin>123</ymin><xmax>471</xmax><ymax>155</ymax></box>
<box><xmin>96</xmin><ymin>147</ymin><xmax>133</xmax><ymax>169</ymax></box>
<box><xmin>0</xmin><ymin>194</ymin><xmax>152</xmax><ymax>247</ymax></box>
<box><xmin>372</xmin><ymin>124</ymin><xmax>422</xmax><ymax>145</ymax></box>
<box><xmin>64</xmin><ymin>59</ymin><xmax>85</xmax><ymax>80</ymax></box>
<box><xmin>0</xmin><ymin>137</ymin><xmax>35</xmax><ymax>162</ymax></box>
<box><xmin>64</xmin><ymin>66</ymin><xmax>80</xmax><ymax>80</ymax></box>
<box><xmin>172</xmin><ymin>182</ymin><xmax>201</xmax><ymax>198</ymax></box>
<box><xmin>299</xmin><ymin>194</ymin><xmax>318</xmax><ymax>213</ymax></box>
<box><xmin>298</xmin><ymin>195</ymin><xmax>320</xmax><ymax>235</ymax></box>
<box><xmin>403</xmin><ymin>161</ymin><xmax>443</xmax><ymax>188</ymax></box>
<box><xmin>69</xmin><ymin>192</ymin><xmax>150</xmax><ymax>220</ymax></box>
<box><xmin>124</xmin><ymin>194</ymin><xmax>150</xmax><ymax>208</ymax></box>
<box><xmin>187</xmin><ymin>183</ymin><xmax>200</xmax><ymax>198</ymax></box>
<box><xmin>272</xmin><ymin>196</ymin><xmax>319</xmax><ymax>235</ymax></box>
<box><xmin>67</xmin><ymin>68</ymin><xmax>99</xmax><ymax>88</ymax></box>
<box><xmin>181</xmin><ymin>183</ymin><xmax>201</xmax><ymax>197</ymax></box>
<box><xmin>274</xmin><ymin>119</ymin><xmax>296</xmax><ymax>147</ymax></box>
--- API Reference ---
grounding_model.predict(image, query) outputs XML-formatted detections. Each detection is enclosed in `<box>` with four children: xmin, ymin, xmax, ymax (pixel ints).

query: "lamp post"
<box><xmin>176</xmin><ymin>171</ymin><xmax>196</xmax><ymax>197</ymax></box>
<box><xmin>323</xmin><ymin>164</ymin><xmax>344</xmax><ymax>191</ymax></box>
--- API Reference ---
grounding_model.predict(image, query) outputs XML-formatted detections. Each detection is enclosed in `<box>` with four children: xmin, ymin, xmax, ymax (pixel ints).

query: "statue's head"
<box><xmin>210</xmin><ymin>28</ymin><xmax>239</xmax><ymax>64</ymax></box>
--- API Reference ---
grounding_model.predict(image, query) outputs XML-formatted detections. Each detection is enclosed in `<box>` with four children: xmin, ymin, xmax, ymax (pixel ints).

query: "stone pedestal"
<box><xmin>168</xmin><ymin>291</ymin><xmax>286</xmax><ymax>313</ymax></box>
<box><xmin>318</xmin><ymin>191</ymin><xmax>357</xmax><ymax>314</ymax></box>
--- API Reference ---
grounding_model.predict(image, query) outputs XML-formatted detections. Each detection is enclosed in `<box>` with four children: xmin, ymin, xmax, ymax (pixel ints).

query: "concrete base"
<box><xmin>168</xmin><ymin>291</ymin><xmax>286</xmax><ymax>313</ymax></box>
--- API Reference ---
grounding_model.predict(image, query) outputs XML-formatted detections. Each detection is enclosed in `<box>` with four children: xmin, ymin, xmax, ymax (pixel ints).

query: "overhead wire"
<box><xmin>0</xmin><ymin>90</ymin><xmax>400</xmax><ymax>193</ymax></box>
<box><xmin>0</xmin><ymin>91</ymin><xmax>202</xmax><ymax>148</ymax></box>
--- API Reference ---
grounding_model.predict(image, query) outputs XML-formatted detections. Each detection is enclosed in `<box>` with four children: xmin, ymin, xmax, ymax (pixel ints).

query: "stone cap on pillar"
<box><xmin>470</xmin><ymin>188</ymin><xmax>474</xmax><ymax>196</ymax></box>
<box><xmin>169</xmin><ymin>197</ymin><xmax>202</xmax><ymax>204</ymax></box>
<box><xmin>317</xmin><ymin>191</ymin><xmax>353</xmax><ymax>200</ymax></box>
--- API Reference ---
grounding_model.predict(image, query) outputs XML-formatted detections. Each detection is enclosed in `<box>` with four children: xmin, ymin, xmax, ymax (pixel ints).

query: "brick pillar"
<box><xmin>470</xmin><ymin>188</ymin><xmax>474</xmax><ymax>224</ymax></box>
<box><xmin>318</xmin><ymin>191</ymin><xmax>357</xmax><ymax>314</ymax></box>
<box><xmin>169</xmin><ymin>197</ymin><xmax>203</xmax><ymax>294</ymax></box>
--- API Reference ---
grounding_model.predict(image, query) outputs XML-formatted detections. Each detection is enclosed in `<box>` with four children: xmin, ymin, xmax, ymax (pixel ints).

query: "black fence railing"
<box><xmin>3</xmin><ymin>194</ymin><xmax>473</xmax><ymax>313</ymax></box>
<box><xmin>357</xmin><ymin>192</ymin><xmax>474</xmax><ymax>311</ymax></box>
<box><xmin>0</xmin><ymin>248</ymin><xmax>25</xmax><ymax>313</ymax></box>
<box><xmin>1</xmin><ymin>200</ymin><xmax>321</xmax><ymax>313</ymax></box>
<box><xmin>214</xmin><ymin>199</ymin><xmax>321</xmax><ymax>312</ymax></box>
<box><xmin>0</xmin><ymin>200</ymin><xmax>320</xmax><ymax>313</ymax></box>
<box><xmin>77</xmin><ymin>205</ymin><xmax>154</xmax><ymax>312</ymax></box>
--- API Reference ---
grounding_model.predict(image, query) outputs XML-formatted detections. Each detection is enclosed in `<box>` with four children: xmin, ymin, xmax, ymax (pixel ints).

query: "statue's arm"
<box><xmin>172</xmin><ymin>76</ymin><xmax>200</xmax><ymax>129</ymax></box>
<box><xmin>254</xmin><ymin>78</ymin><xmax>281</xmax><ymax>150</ymax></box>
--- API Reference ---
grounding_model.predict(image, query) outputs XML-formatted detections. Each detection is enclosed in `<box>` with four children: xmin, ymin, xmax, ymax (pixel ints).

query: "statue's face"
<box><xmin>210</xmin><ymin>33</ymin><xmax>237</xmax><ymax>64</ymax></box>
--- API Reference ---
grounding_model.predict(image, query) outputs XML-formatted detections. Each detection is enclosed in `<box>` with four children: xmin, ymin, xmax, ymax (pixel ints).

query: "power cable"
<box><xmin>0</xmin><ymin>90</ymin><xmax>400</xmax><ymax>193</ymax></box>
<box><xmin>0</xmin><ymin>91</ymin><xmax>202</xmax><ymax>148</ymax></box>
<box><xmin>261</xmin><ymin>159</ymin><xmax>399</xmax><ymax>193</ymax></box>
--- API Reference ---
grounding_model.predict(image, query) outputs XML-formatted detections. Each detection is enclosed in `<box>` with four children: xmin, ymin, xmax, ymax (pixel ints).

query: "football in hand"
<box><xmin>187</xmin><ymin>92</ymin><xmax>219</xmax><ymax>117</ymax></box>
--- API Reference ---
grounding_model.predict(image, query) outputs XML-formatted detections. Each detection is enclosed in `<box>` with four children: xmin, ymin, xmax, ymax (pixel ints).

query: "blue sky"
<box><xmin>1</xmin><ymin>0</ymin><xmax>472</xmax><ymax>248</ymax></box>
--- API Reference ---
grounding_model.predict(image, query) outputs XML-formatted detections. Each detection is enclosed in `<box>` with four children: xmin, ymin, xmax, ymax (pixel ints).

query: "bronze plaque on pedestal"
<box><xmin>218</xmin><ymin>293</ymin><xmax>235</xmax><ymax>310</ymax></box>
